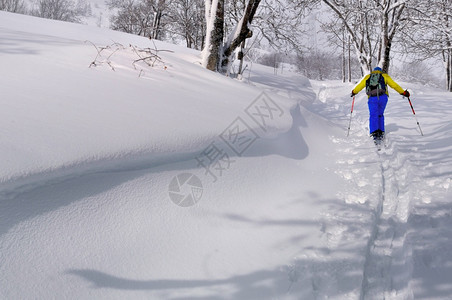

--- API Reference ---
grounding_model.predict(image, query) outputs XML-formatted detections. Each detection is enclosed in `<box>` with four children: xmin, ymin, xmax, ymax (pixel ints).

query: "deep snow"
<box><xmin>0</xmin><ymin>11</ymin><xmax>451</xmax><ymax>300</ymax></box>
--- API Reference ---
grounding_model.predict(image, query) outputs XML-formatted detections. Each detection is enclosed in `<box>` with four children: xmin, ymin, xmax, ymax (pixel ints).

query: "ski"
<box><xmin>370</xmin><ymin>130</ymin><xmax>385</xmax><ymax>151</ymax></box>
<box><xmin>373</xmin><ymin>133</ymin><xmax>387</xmax><ymax>151</ymax></box>
<box><xmin>374</xmin><ymin>138</ymin><xmax>383</xmax><ymax>151</ymax></box>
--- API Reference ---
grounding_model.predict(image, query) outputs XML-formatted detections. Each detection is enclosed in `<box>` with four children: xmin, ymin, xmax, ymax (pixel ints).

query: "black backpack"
<box><xmin>366</xmin><ymin>72</ymin><xmax>386</xmax><ymax>96</ymax></box>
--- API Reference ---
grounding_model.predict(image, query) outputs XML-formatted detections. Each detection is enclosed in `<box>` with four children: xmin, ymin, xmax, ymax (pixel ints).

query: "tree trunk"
<box><xmin>348</xmin><ymin>34</ymin><xmax>351</xmax><ymax>82</ymax></box>
<box><xmin>380</xmin><ymin>1</ymin><xmax>405</xmax><ymax>73</ymax></box>
<box><xmin>342</xmin><ymin>24</ymin><xmax>346</xmax><ymax>83</ymax></box>
<box><xmin>152</xmin><ymin>0</ymin><xmax>166</xmax><ymax>40</ymax></box>
<box><xmin>203</xmin><ymin>0</ymin><xmax>225</xmax><ymax>71</ymax></box>
<box><xmin>153</xmin><ymin>12</ymin><xmax>162</xmax><ymax>39</ymax></box>
<box><xmin>381</xmin><ymin>38</ymin><xmax>391</xmax><ymax>73</ymax></box>
<box><xmin>220</xmin><ymin>0</ymin><xmax>260</xmax><ymax>73</ymax></box>
<box><xmin>322</xmin><ymin>0</ymin><xmax>371</xmax><ymax>74</ymax></box>
<box><xmin>448</xmin><ymin>51</ymin><xmax>452</xmax><ymax>92</ymax></box>
<box><xmin>237</xmin><ymin>40</ymin><xmax>246</xmax><ymax>75</ymax></box>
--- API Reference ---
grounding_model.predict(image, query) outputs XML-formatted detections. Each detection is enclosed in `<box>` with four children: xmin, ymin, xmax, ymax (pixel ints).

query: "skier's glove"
<box><xmin>402</xmin><ymin>90</ymin><xmax>410</xmax><ymax>97</ymax></box>
<box><xmin>351</xmin><ymin>91</ymin><xmax>356</xmax><ymax>97</ymax></box>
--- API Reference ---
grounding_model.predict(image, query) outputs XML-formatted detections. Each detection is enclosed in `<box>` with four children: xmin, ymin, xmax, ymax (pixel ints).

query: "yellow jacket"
<box><xmin>352</xmin><ymin>70</ymin><xmax>405</xmax><ymax>97</ymax></box>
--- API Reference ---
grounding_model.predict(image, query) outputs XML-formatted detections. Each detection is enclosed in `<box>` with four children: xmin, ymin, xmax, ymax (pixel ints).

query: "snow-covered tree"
<box><xmin>202</xmin><ymin>0</ymin><xmax>260</xmax><ymax>72</ymax></box>
<box><xmin>321</xmin><ymin>0</ymin><xmax>406</xmax><ymax>74</ymax></box>
<box><xmin>202</xmin><ymin>0</ymin><xmax>315</xmax><ymax>73</ymax></box>
<box><xmin>202</xmin><ymin>0</ymin><xmax>225</xmax><ymax>71</ymax></box>
<box><xmin>404</xmin><ymin>0</ymin><xmax>452</xmax><ymax>92</ymax></box>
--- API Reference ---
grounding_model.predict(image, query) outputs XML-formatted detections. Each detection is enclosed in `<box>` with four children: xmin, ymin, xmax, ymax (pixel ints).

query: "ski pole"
<box><xmin>347</xmin><ymin>95</ymin><xmax>355</xmax><ymax>137</ymax></box>
<box><xmin>407</xmin><ymin>97</ymin><xmax>424</xmax><ymax>136</ymax></box>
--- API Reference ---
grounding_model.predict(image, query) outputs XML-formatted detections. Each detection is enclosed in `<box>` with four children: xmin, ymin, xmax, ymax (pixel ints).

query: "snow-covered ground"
<box><xmin>1</xmin><ymin>11</ymin><xmax>451</xmax><ymax>299</ymax></box>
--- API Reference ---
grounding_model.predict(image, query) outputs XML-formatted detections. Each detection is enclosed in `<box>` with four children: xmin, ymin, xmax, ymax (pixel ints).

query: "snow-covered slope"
<box><xmin>0</xmin><ymin>11</ymin><xmax>296</xmax><ymax>189</ymax></box>
<box><xmin>1</xmin><ymin>11</ymin><xmax>451</xmax><ymax>300</ymax></box>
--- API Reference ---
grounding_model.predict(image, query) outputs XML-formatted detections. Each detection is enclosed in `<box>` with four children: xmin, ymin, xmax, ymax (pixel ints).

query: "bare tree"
<box><xmin>392</xmin><ymin>61</ymin><xmax>443</xmax><ymax>88</ymax></box>
<box><xmin>320</xmin><ymin>14</ymin><xmax>354</xmax><ymax>81</ymax></box>
<box><xmin>107</xmin><ymin>0</ymin><xmax>170</xmax><ymax>39</ymax></box>
<box><xmin>32</xmin><ymin>0</ymin><xmax>91</xmax><ymax>22</ymax></box>
<box><xmin>257</xmin><ymin>0</ymin><xmax>315</xmax><ymax>55</ymax></box>
<box><xmin>152</xmin><ymin>0</ymin><xmax>168</xmax><ymax>39</ymax></box>
<box><xmin>404</xmin><ymin>0</ymin><xmax>452</xmax><ymax>91</ymax></box>
<box><xmin>167</xmin><ymin>0</ymin><xmax>205</xmax><ymax>49</ymax></box>
<box><xmin>295</xmin><ymin>50</ymin><xmax>356</xmax><ymax>81</ymax></box>
<box><xmin>0</xmin><ymin>0</ymin><xmax>26</xmax><ymax>13</ymax></box>
<box><xmin>108</xmin><ymin>0</ymin><xmax>151</xmax><ymax>35</ymax></box>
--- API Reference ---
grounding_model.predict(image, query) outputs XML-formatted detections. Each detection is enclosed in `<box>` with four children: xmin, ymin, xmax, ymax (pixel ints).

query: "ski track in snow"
<box><xmin>360</xmin><ymin>136</ymin><xmax>414</xmax><ymax>300</ymax></box>
<box><xmin>311</xmin><ymin>80</ymin><xmax>452</xmax><ymax>299</ymax></box>
<box><xmin>361</xmin><ymin>91</ymin><xmax>452</xmax><ymax>300</ymax></box>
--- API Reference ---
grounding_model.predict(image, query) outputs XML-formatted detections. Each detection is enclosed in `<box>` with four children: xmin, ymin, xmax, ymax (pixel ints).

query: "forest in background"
<box><xmin>1</xmin><ymin>0</ymin><xmax>450</xmax><ymax>90</ymax></box>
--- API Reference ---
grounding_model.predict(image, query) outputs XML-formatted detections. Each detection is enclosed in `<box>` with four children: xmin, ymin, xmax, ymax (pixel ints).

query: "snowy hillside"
<box><xmin>1</xmin><ymin>11</ymin><xmax>451</xmax><ymax>299</ymax></box>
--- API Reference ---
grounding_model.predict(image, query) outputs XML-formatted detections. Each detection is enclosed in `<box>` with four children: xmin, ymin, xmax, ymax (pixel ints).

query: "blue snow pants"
<box><xmin>368</xmin><ymin>93</ymin><xmax>388</xmax><ymax>134</ymax></box>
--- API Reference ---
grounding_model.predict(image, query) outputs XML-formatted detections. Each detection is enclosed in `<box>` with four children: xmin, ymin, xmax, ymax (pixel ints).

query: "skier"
<box><xmin>351</xmin><ymin>66</ymin><xmax>410</xmax><ymax>143</ymax></box>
